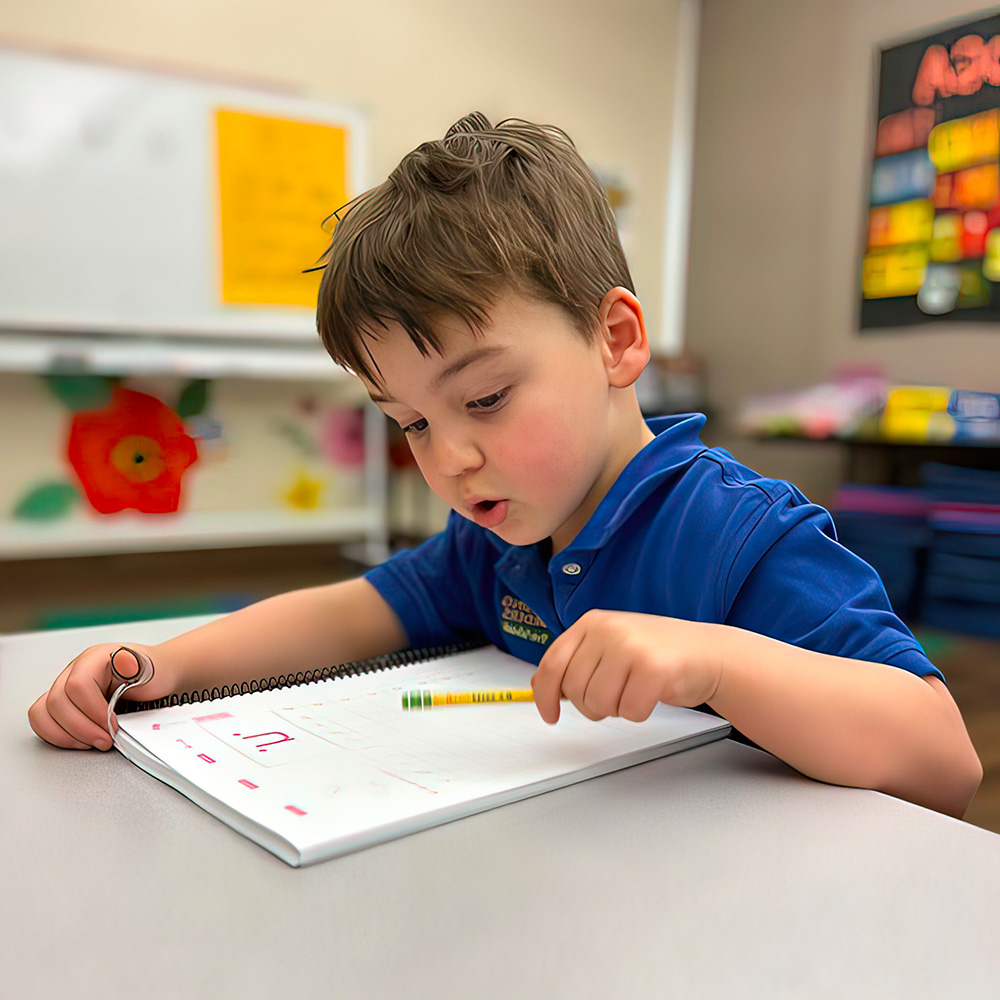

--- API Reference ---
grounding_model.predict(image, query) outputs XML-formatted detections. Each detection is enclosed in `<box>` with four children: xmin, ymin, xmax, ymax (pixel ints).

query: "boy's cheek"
<box><xmin>408</xmin><ymin>457</ymin><xmax>449</xmax><ymax>502</ymax></box>
<box><xmin>496</xmin><ymin>415</ymin><xmax>577</xmax><ymax>471</ymax></box>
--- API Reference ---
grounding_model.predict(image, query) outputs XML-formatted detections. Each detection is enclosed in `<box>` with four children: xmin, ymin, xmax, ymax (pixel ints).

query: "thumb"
<box><xmin>107</xmin><ymin>646</ymin><xmax>158</xmax><ymax>735</ymax></box>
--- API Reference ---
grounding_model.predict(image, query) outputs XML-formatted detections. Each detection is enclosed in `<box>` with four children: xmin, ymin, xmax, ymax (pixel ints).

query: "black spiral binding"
<box><xmin>118</xmin><ymin>640</ymin><xmax>486</xmax><ymax>714</ymax></box>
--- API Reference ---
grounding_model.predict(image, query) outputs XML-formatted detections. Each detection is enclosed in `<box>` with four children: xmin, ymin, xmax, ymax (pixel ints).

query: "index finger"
<box><xmin>532</xmin><ymin>627</ymin><xmax>583</xmax><ymax>724</ymax></box>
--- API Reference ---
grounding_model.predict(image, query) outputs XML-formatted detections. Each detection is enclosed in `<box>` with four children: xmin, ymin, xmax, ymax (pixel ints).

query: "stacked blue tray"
<box><xmin>831</xmin><ymin>485</ymin><xmax>931</xmax><ymax>621</ymax></box>
<box><xmin>918</xmin><ymin>463</ymin><xmax>1000</xmax><ymax>638</ymax></box>
<box><xmin>920</xmin><ymin>462</ymin><xmax>1000</xmax><ymax>504</ymax></box>
<box><xmin>833</xmin><ymin>465</ymin><xmax>1000</xmax><ymax>636</ymax></box>
<box><xmin>921</xmin><ymin>507</ymin><xmax>1000</xmax><ymax>638</ymax></box>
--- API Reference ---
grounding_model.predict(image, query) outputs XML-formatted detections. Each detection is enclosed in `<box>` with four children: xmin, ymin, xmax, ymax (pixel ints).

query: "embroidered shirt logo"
<box><xmin>500</xmin><ymin>595</ymin><xmax>552</xmax><ymax>646</ymax></box>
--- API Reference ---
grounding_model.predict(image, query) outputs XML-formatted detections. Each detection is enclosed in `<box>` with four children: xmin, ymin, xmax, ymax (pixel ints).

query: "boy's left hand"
<box><xmin>531</xmin><ymin>609</ymin><xmax>724</xmax><ymax>723</ymax></box>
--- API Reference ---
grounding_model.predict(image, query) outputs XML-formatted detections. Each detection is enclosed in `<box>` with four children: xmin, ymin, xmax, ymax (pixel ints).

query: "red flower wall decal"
<box><xmin>67</xmin><ymin>387</ymin><xmax>198</xmax><ymax>514</ymax></box>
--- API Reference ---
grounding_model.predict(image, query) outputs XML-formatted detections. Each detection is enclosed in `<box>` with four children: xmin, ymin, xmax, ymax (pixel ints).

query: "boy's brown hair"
<box><xmin>316</xmin><ymin>112</ymin><xmax>633</xmax><ymax>384</ymax></box>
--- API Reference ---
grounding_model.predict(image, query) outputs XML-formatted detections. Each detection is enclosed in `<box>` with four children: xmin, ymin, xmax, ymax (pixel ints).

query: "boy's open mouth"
<box><xmin>469</xmin><ymin>498</ymin><xmax>509</xmax><ymax>530</ymax></box>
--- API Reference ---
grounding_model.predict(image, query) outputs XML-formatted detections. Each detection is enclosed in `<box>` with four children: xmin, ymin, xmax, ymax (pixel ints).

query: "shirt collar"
<box><xmin>567</xmin><ymin>413</ymin><xmax>708</xmax><ymax>551</ymax></box>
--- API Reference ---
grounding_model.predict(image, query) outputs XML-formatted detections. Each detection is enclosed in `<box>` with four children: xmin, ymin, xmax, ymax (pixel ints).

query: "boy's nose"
<box><xmin>432</xmin><ymin>432</ymin><xmax>484</xmax><ymax>477</ymax></box>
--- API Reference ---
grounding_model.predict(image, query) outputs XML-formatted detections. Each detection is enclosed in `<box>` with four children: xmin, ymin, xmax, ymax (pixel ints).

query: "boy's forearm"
<box><xmin>705</xmin><ymin>627</ymin><xmax>983</xmax><ymax>818</ymax></box>
<box><xmin>150</xmin><ymin>578</ymin><xmax>408</xmax><ymax>694</ymax></box>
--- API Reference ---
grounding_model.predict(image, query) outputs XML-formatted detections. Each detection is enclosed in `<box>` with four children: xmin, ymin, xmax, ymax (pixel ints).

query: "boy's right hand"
<box><xmin>28</xmin><ymin>642</ymin><xmax>175</xmax><ymax>752</ymax></box>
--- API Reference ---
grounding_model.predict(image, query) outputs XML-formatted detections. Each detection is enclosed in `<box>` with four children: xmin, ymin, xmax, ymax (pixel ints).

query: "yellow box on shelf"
<box><xmin>880</xmin><ymin>385</ymin><xmax>956</xmax><ymax>442</ymax></box>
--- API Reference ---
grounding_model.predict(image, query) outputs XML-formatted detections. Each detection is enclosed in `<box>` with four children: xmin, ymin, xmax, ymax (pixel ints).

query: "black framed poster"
<box><xmin>861</xmin><ymin>12</ymin><xmax>1000</xmax><ymax>329</ymax></box>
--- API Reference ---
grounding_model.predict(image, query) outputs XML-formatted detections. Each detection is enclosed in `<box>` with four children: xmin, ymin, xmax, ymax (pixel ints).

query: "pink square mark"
<box><xmin>285</xmin><ymin>805</ymin><xmax>307</xmax><ymax>816</ymax></box>
<box><xmin>238</xmin><ymin>779</ymin><xmax>259</xmax><ymax>789</ymax></box>
<box><xmin>197</xmin><ymin>753</ymin><xmax>216</xmax><ymax>763</ymax></box>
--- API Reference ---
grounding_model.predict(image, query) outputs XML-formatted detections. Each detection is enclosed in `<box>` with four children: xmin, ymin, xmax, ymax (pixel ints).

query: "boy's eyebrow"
<box><xmin>367</xmin><ymin>346</ymin><xmax>510</xmax><ymax>404</ymax></box>
<box><xmin>431</xmin><ymin>345</ymin><xmax>509</xmax><ymax>389</ymax></box>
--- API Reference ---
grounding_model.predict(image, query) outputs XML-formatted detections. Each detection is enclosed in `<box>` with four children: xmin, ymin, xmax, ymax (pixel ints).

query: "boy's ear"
<box><xmin>597</xmin><ymin>287</ymin><xmax>650</xmax><ymax>388</ymax></box>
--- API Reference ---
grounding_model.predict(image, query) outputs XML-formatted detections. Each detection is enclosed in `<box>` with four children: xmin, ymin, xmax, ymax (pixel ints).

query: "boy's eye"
<box><xmin>468</xmin><ymin>390</ymin><xmax>508</xmax><ymax>411</ymax></box>
<box><xmin>401</xmin><ymin>418</ymin><xmax>428</xmax><ymax>435</ymax></box>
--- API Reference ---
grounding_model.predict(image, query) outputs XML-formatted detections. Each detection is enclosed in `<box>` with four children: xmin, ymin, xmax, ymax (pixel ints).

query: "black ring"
<box><xmin>110</xmin><ymin>646</ymin><xmax>143</xmax><ymax>682</ymax></box>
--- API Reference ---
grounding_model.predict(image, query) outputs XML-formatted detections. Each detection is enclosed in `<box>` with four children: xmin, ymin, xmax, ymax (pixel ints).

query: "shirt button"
<box><xmin>562</xmin><ymin>562</ymin><xmax>582</xmax><ymax>576</ymax></box>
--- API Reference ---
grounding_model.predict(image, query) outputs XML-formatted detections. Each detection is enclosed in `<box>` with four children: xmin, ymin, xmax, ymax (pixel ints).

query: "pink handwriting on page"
<box><xmin>195</xmin><ymin>711</ymin><xmax>333</xmax><ymax>767</ymax></box>
<box><xmin>234</xmin><ymin>730</ymin><xmax>294</xmax><ymax>751</ymax></box>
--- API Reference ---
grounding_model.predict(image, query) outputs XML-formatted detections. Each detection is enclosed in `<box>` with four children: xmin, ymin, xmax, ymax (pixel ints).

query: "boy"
<box><xmin>29</xmin><ymin>113</ymin><xmax>982</xmax><ymax>818</ymax></box>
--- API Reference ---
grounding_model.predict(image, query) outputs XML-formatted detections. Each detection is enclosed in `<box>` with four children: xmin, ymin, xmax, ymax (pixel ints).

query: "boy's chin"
<box><xmin>455</xmin><ymin>508</ymin><xmax>548</xmax><ymax>547</ymax></box>
<box><xmin>487</xmin><ymin>521</ymin><xmax>552</xmax><ymax>549</ymax></box>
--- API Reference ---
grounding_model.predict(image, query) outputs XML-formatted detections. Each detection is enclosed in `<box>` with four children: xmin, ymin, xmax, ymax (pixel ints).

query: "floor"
<box><xmin>3</xmin><ymin>548</ymin><xmax>998</xmax><ymax>835</ymax></box>
<box><xmin>0</xmin><ymin>544</ymin><xmax>363</xmax><ymax>635</ymax></box>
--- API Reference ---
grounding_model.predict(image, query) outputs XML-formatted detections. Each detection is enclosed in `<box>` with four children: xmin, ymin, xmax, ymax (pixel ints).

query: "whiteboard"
<box><xmin>0</xmin><ymin>48</ymin><xmax>368</xmax><ymax>341</ymax></box>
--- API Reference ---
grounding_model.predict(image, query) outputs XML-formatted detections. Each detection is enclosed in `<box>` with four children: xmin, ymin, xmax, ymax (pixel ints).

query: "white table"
<box><xmin>3</xmin><ymin>617</ymin><xmax>999</xmax><ymax>999</ymax></box>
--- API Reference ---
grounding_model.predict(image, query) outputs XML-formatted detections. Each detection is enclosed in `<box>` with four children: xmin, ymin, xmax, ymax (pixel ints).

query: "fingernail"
<box><xmin>94</xmin><ymin>738</ymin><xmax>112</xmax><ymax>751</ymax></box>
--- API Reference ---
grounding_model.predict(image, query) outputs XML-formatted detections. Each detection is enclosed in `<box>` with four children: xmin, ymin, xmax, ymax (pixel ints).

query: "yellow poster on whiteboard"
<box><xmin>215</xmin><ymin>109</ymin><xmax>349</xmax><ymax>307</ymax></box>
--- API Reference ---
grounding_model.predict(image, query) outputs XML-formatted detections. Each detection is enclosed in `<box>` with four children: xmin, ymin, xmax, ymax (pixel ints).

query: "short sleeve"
<box><xmin>723</xmin><ymin>492</ymin><xmax>944</xmax><ymax>681</ymax></box>
<box><xmin>364</xmin><ymin>514</ymin><xmax>488</xmax><ymax>649</ymax></box>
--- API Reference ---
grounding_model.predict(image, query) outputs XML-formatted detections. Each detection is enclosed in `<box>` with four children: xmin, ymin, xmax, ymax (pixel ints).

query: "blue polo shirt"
<box><xmin>366</xmin><ymin>414</ymin><xmax>942</xmax><ymax>682</ymax></box>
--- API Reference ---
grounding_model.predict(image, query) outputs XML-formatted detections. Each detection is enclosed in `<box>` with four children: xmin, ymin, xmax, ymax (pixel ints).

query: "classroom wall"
<box><xmin>685</xmin><ymin>0</ymin><xmax>1000</xmax><ymax>500</ymax></box>
<box><xmin>0</xmin><ymin>373</ymin><xmax>367</xmax><ymax>520</ymax></box>
<box><xmin>687</xmin><ymin>0</ymin><xmax>1000</xmax><ymax>417</ymax></box>
<box><xmin>0</xmin><ymin>0</ymin><xmax>686</xmax><ymax>571</ymax></box>
<box><xmin>2</xmin><ymin>0</ymin><xmax>683</xmax><ymax>344</ymax></box>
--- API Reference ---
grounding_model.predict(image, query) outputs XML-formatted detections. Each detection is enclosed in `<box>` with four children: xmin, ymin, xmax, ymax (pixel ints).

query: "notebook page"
<box><xmin>116</xmin><ymin>646</ymin><xmax>729</xmax><ymax>862</ymax></box>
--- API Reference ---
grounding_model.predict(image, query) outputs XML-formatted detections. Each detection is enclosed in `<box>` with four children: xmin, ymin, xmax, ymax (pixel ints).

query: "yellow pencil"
<box><xmin>401</xmin><ymin>688</ymin><xmax>535</xmax><ymax>710</ymax></box>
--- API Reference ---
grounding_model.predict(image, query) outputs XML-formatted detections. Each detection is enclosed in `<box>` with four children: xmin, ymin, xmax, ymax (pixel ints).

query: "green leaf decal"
<box><xmin>13</xmin><ymin>482</ymin><xmax>80</xmax><ymax>520</ymax></box>
<box><xmin>42</xmin><ymin>375</ymin><xmax>115</xmax><ymax>411</ymax></box>
<box><xmin>177</xmin><ymin>379</ymin><xmax>211</xmax><ymax>418</ymax></box>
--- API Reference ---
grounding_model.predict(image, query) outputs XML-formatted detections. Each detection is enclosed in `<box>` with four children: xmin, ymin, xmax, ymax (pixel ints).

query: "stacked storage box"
<box><xmin>920</xmin><ymin>463</ymin><xmax>1000</xmax><ymax>639</ymax></box>
<box><xmin>831</xmin><ymin>484</ymin><xmax>931</xmax><ymax>622</ymax></box>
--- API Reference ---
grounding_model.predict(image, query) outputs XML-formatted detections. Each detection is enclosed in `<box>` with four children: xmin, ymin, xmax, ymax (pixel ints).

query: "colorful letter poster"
<box><xmin>862</xmin><ymin>12</ymin><xmax>1000</xmax><ymax>329</ymax></box>
<box><xmin>215</xmin><ymin>109</ymin><xmax>349</xmax><ymax>308</ymax></box>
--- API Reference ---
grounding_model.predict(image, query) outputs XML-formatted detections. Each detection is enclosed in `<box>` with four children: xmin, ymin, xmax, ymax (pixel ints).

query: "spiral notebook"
<box><xmin>114</xmin><ymin>644</ymin><xmax>731</xmax><ymax>867</ymax></box>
